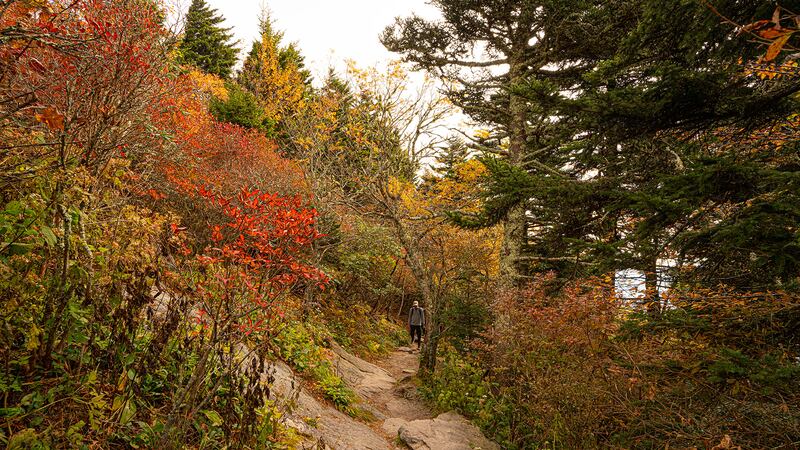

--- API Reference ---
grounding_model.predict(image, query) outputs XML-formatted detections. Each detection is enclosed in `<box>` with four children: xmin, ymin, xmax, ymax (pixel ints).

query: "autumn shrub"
<box><xmin>318</xmin><ymin>301</ymin><xmax>407</xmax><ymax>359</ymax></box>
<box><xmin>0</xmin><ymin>1</ymin><xmax>324</xmax><ymax>447</ymax></box>
<box><xmin>608</xmin><ymin>290</ymin><xmax>800</xmax><ymax>448</ymax></box>
<box><xmin>426</xmin><ymin>275</ymin><xmax>800</xmax><ymax>449</ymax></box>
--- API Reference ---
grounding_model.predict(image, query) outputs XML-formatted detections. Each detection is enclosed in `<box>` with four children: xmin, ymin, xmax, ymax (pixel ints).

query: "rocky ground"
<box><xmin>269</xmin><ymin>344</ymin><xmax>499</xmax><ymax>450</ymax></box>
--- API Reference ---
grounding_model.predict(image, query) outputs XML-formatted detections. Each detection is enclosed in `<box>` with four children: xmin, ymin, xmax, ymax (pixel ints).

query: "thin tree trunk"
<box><xmin>645</xmin><ymin>257</ymin><xmax>661</xmax><ymax>317</ymax></box>
<box><xmin>390</xmin><ymin>216</ymin><xmax>439</xmax><ymax>373</ymax></box>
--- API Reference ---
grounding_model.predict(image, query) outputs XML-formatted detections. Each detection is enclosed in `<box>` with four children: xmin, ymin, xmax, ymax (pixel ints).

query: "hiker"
<box><xmin>408</xmin><ymin>301</ymin><xmax>425</xmax><ymax>349</ymax></box>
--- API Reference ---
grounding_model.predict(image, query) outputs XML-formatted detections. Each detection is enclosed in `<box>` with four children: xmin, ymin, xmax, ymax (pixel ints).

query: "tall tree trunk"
<box><xmin>645</xmin><ymin>256</ymin><xmax>661</xmax><ymax>317</ymax></box>
<box><xmin>499</xmin><ymin>59</ymin><xmax>529</xmax><ymax>286</ymax></box>
<box><xmin>500</xmin><ymin>203</ymin><xmax>526</xmax><ymax>286</ymax></box>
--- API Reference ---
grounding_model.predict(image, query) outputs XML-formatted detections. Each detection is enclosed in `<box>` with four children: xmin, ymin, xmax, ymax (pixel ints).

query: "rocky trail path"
<box><xmin>270</xmin><ymin>344</ymin><xmax>499</xmax><ymax>450</ymax></box>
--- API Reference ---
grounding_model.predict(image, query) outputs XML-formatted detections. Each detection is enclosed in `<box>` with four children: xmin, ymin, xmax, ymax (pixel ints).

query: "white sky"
<box><xmin>192</xmin><ymin>0</ymin><xmax>441</xmax><ymax>83</ymax></box>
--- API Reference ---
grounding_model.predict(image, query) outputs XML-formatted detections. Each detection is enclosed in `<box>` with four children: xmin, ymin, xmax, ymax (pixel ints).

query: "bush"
<box><xmin>319</xmin><ymin>302</ymin><xmax>407</xmax><ymax>359</ymax></box>
<box><xmin>274</xmin><ymin>321</ymin><xmax>358</xmax><ymax>413</ymax></box>
<box><xmin>421</xmin><ymin>346</ymin><xmax>517</xmax><ymax>448</ymax></box>
<box><xmin>424</xmin><ymin>275</ymin><xmax>800</xmax><ymax>449</ymax></box>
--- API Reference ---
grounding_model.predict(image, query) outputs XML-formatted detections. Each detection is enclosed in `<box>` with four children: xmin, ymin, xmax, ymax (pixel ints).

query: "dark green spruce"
<box><xmin>179</xmin><ymin>0</ymin><xmax>239</xmax><ymax>78</ymax></box>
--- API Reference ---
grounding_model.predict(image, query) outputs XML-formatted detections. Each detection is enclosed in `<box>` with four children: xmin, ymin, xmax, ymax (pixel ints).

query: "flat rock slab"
<box><xmin>398</xmin><ymin>412</ymin><xmax>500</xmax><ymax>450</ymax></box>
<box><xmin>381</xmin><ymin>417</ymin><xmax>408</xmax><ymax>436</ymax></box>
<box><xmin>266</xmin><ymin>359</ymin><xmax>390</xmax><ymax>450</ymax></box>
<box><xmin>330</xmin><ymin>342</ymin><xmax>396</xmax><ymax>398</ymax></box>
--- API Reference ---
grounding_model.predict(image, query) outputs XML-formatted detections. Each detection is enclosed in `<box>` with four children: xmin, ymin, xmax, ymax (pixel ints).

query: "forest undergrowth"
<box><xmin>2</xmin><ymin>0</ymin><xmax>800</xmax><ymax>449</ymax></box>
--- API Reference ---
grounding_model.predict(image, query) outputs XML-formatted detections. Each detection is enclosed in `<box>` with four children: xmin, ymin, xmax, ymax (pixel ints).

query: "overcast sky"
<box><xmin>190</xmin><ymin>0</ymin><xmax>441</xmax><ymax>83</ymax></box>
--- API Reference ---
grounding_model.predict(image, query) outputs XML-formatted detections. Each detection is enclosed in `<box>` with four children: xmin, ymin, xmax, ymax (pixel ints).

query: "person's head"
<box><xmin>412</xmin><ymin>301</ymin><xmax>419</xmax><ymax>307</ymax></box>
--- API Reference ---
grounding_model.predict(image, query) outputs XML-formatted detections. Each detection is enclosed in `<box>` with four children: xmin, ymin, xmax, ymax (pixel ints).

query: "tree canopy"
<box><xmin>179</xmin><ymin>0</ymin><xmax>239</xmax><ymax>78</ymax></box>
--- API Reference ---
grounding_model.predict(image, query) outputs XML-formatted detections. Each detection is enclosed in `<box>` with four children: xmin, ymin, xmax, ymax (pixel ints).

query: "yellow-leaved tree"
<box><xmin>238</xmin><ymin>16</ymin><xmax>307</xmax><ymax>128</ymax></box>
<box><xmin>286</xmin><ymin>63</ymin><xmax>497</xmax><ymax>372</ymax></box>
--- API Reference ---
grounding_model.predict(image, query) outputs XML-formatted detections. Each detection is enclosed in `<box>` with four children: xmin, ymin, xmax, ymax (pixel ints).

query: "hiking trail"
<box><xmin>269</xmin><ymin>344</ymin><xmax>499</xmax><ymax>450</ymax></box>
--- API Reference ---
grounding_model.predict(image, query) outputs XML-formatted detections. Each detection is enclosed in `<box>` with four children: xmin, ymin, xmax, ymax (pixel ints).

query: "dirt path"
<box><xmin>367</xmin><ymin>347</ymin><xmax>432</xmax><ymax>426</ymax></box>
<box><xmin>277</xmin><ymin>344</ymin><xmax>498</xmax><ymax>449</ymax></box>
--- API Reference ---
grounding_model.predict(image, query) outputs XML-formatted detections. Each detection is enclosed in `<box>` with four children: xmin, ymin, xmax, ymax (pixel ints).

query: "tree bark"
<box><xmin>500</xmin><ymin>202</ymin><xmax>526</xmax><ymax>286</ymax></box>
<box><xmin>645</xmin><ymin>257</ymin><xmax>661</xmax><ymax>317</ymax></box>
<box><xmin>498</xmin><ymin>59</ymin><xmax>529</xmax><ymax>286</ymax></box>
<box><xmin>390</xmin><ymin>216</ymin><xmax>439</xmax><ymax>373</ymax></box>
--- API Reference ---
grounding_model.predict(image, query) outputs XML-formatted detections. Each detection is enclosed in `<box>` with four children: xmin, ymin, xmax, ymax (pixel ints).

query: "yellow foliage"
<box><xmin>250</xmin><ymin>31</ymin><xmax>306</xmax><ymax>123</ymax></box>
<box><xmin>455</xmin><ymin>158</ymin><xmax>488</xmax><ymax>183</ymax></box>
<box><xmin>473</xmin><ymin>129</ymin><xmax>491</xmax><ymax>140</ymax></box>
<box><xmin>187</xmin><ymin>69</ymin><xmax>228</xmax><ymax>101</ymax></box>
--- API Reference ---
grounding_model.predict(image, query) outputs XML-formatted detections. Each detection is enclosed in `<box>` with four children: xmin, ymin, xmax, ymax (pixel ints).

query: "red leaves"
<box><xmin>146</xmin><ymin>189</ymin><xmax>166</xmax><ymax>200</ymax></box>
<box><xmin>183</xmin><ymin>182</ymin><xmax>327</xmax><ymax>337</ymax></box>
<box><xmin>211</xmin><ymin>225</ymin><xmax>223</xmax><ymax>243</ymax></box>
<box><xmin>169</xmin><ymin>223</ymin><xmax>187</xmax><ymax>234</ymax></box>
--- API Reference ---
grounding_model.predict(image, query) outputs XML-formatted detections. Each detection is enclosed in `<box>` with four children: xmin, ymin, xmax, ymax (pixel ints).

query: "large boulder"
<box><xmin>398</xmin><ymin>412</ymin><xmax>500</xmax><ymax>450</ymax></box>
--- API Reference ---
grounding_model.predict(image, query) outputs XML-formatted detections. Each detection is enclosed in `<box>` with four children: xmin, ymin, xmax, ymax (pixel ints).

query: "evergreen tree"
<box><xmin>382</xmin><ymin>0</ymin><xmax>622</xmax><ymax>285</ymax></box>
<box><xmin>209</xmin><ymin>82</ymin><xmax>266</xmax><ymax>129</ymax></box>
<box><xmin>431</xmin><ymin>138</ymin><xmax>470</xmax><ymax>180</ymax></box>
<box><xmin>552</xmin><ymin>0</ymin><xmax>800</xmax><ymax>291</ymax></box>
<box><xmin>179</xmin><ymin>0</ymin><xmax>238</xmax><ymax>78</ymax></box>
<box><xmin>236</xmin><ymin>15</ymin><xmax>308</xmax><ymax>136</ymax></box>
<box><xmin>238</xmin><ymin>16</ymin><xmax>312</xmax><ymax>95</ymax></box>
<box><xmin>479</xmin><ymin>0</ymin><xmax>800</xmax><ymax>292</ymax></box>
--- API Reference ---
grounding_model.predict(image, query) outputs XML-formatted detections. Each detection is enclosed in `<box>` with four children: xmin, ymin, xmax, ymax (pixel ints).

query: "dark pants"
<box><xmin>410</xmin><ymin>325</ymin><xmax>423</xmax><ymax>346</ymax></box>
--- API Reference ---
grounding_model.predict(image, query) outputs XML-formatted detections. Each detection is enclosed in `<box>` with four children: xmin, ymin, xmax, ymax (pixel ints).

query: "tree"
<box><xmin>210</xmin><ymin>82</ymin><xmax>266</xmax><ymax>129</ymax></box>
<box><xmin>382</xmin><ymin>0</ymin><xmax>593</xmax><ymax>286</ymax></box>
<box><xmin>287</xmin><ymin>64</ymin><xmax>455</xmax><ymax>372</ymax></box>
<box><xmin>410</xmin><ymin>1</ymin><xmax>800</xmax><ymax>296</ymax></box>
<box><xmin>539</xmin><ymin>0</ymin><xmax>800</xmax><ymax>292</ymax></box>
<box><xmin>237</xmin><ymin>15</ymin><xmax>308</xmax><ymax>133</ymax></box>
<box><xmin>179</xmin><ymin>0</ymin><xmax>238</xmax><ymax>78</ymax></box>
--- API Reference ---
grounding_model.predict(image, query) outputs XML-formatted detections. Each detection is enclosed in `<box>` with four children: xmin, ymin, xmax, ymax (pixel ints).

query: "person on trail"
<box><xmin>408</xmin><ymin>301</ymin><xmax>425</xmax><ymax>349</ymax></box>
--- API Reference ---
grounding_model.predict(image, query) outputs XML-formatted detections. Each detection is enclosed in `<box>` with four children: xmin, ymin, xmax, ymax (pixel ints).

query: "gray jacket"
<box><xmin>409</xmin><ymin>306</ymin><xmax>425</xmax><ymax>327</ymax></box>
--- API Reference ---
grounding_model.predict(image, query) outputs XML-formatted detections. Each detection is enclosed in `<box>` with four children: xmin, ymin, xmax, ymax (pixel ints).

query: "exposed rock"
<box><xmin>329</xmin><ymin>342</ymin><xmax>395</xmax><ymax>398</ymax></box>
<box><xmin>398</xmin><ymin>412</ymin><xmax>500</xmax><ymax>450</ymax></box>
<box><xmin>264</xmin><ymin>344</ymin><xmax>498</xmax><ymax>450</ymax></box>
<box><xmin>381</xmin><ymin>417</ymin><xmax>408</xmax><ymax>436</ymax></box>
<box><xmin>266</xmin><ymin>359</ymin><xmax>390</xmax><ymax>450</ymax></box>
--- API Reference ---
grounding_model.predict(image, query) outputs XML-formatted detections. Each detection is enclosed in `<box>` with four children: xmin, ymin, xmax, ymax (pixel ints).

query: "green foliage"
<box><xmin>320</xmin><ymin>302</ymin><xmax>407</xmax><ymax>359</ymax></box>
<box><xmin>274</xmin><ymin>322</ymin><xmax>358</xmax><ymax>413</ymax></box>
<box><xmin>178</xmin><ymin>0</ymin><xmax>239</xmax><ymax>78</ymax></box>
<box><xmin>209</xmin><ymin>82</ymin><xmax>267</xmax><ymax>129</ymax></box>
<box><xmin>436</xmin><ymin>292</ymin><xmax>489</xmax><ymax>352</ymax></box>
<box><xmin>421</xmin><ymin>347</ymin><xmax>517</xmax><ymax>448</ymax></box>
<box><xmin>706</xmin><ymin>349</ymin><xmax>800</xmax><ymax>389</ymax></box>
